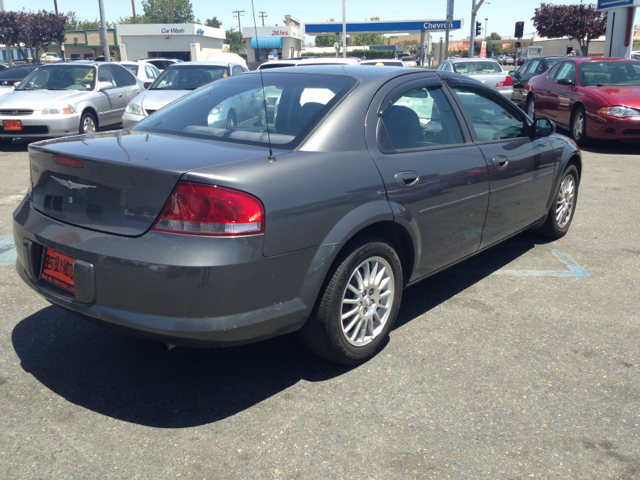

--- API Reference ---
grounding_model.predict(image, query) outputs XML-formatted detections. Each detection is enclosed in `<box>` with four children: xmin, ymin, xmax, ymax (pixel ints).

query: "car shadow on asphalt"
<box><xmin>11</xmin><ymin>232</ymin><xmax>548</xmax><ymax>428</ymax></box>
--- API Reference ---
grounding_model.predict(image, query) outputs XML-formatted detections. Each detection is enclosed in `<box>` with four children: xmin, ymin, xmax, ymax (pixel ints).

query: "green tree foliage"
<box><xmin>205</xmin><ymin>17</ymin><xmax>222</xmax><ymax>28</ymax></box>
<box><xmin>142</xmin><ymin>0</ymin><xmax>195</xmax><ymax>24</ymax></box>
<box><xmin>488</xmin><ymin>32</ymin><xmax>501</xmax><ymax>40</ymax></box>
<box><xmin>0</xmin><ymin>10</ymin><xmax>66</xmax><ymax>63</ymax></box>
<box><xmin>315</xmin><ymin>18</ymin><xmax>340</xmax><ymax>48</ymax></box>
<box><xmin>352</xmin><ymin>34</ymin><xmax>385</xmax><ymax>46</ymax></box>
<box><xmin>225</xmin><ymin>29</ymin><xmax>244</xmax><ymax>53</ymax></box>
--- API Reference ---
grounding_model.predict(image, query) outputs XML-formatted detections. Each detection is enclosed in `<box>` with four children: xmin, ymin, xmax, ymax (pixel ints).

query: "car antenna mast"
<box><xmin>250</xmin><ymin>0</ymin><xmax>276</xmax><ymax>162</ymax></box>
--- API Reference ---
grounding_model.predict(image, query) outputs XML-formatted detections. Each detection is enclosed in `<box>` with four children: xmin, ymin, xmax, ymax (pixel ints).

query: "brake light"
<box><xmin>152</xmin><ymin>182</ymin><xmax>264</xmax><ymax>236</ymax></box>
<box><xmin>53</xmin><ymin>156</ymin><xmax>83</xmax><ymax>168</ymax></box>
<box><xmin>525</xmin><ymin>84</ymin><xmax>531</xmax><ymax>91</ymax></box>
<box><xmin>496</xmin><ymin>75</ymin><xmax>514</xmax><ymax>88</ymax></box>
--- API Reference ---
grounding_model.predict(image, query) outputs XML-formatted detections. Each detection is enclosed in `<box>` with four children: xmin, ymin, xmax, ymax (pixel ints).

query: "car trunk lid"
<box><xmin>30</xmin><ymin>130</ymin><xmax>277</xmax><ymax>236</ymax></box>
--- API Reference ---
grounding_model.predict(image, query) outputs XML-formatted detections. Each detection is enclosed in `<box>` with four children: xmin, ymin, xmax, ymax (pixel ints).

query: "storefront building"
<box><xmin>44</xmin><ymin>29</ymin><xmax>119</xmax><ymax>60</ymax></box>
<box><xmin>117</xmin><ymin>24</ymin><xmax>226</xmax><ymax>62</ymax></box>
<box><xmin>243</xmin><ymin>15</ymin><xmax>304</xmax><ymax>69</ymax></box>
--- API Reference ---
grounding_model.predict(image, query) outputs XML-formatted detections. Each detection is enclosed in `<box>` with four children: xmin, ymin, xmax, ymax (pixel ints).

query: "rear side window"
<box><xmin>133</xmin><ymin>73</ymin><xmax>357</xmax><ymax>149</ymax></box>
<box><xmin>109</xmin><ymin>64</ymin><xmax>137</xmax><ymax>86</ymax></box>
<box><xmin>232</xmin><ymin>66</ymin><xmax>244</xmax><ymax>75</ymax></box>
<box><xmin>452</xmin><ymin>86</ymin><xmax>527</xmax><ymax>142</ymax></box>
<box><xmin>145</xmin><ymin>65</ymin><xmax>156</xmax><ymax>79</ymax></box>
<box><xmin>378</xmin><ymin>86</ymin><xmax>464</xmax><ymax>152</ymax></box>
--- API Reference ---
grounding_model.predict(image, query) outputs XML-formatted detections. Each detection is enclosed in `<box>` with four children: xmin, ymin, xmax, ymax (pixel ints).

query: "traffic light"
<box><xmin>514</xmin><ymin>21</ymin><xmax>524</xmax><ymax>38</ymax></box>
<box><xmin>515</xmin><ymin>42</ymin><xmax>521</xmax><ymax>48</ymax></box>
<box><xmin>476</xmin><ymin>22</ymin><xmax>482</xmax><ymax>36</ymax></box>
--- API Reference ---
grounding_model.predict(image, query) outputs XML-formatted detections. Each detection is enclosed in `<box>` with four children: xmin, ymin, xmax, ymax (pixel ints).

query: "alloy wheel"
<box><xmin>527</xmin><ymin>99</ymin><xmax>535</xmax><ymax>119</ymax></box>
<box><xmin>556</xmin><ymin>175</ymin><xmax>575</xmax><ymax>229</ymax></box>
<box><xmin>340</xmin><ymin>256</ymin><xmax>394</xmax><ymax>347</ymax></box>
<box><xmin>572</xmin><ymin>112</ymin><xmax>584</xmax><ymax>140</ymax></box>
<box><xmin>83</xmin><ymin>116</ymin><xmax>96</xmax><ymax>134</ymax></box>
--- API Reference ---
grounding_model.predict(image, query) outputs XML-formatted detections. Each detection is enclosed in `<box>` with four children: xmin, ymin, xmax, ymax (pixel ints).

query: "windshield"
<box><xmin>17</xmin><ymin>65</ymin><xmax>95</xmax><ymax>91</ymax></box>
<box><xmin>123</xmin><ymin>64</ymin><xmax>139</xmax><ymax>76</ymax></box>
<box><xmin>133</xmin><ymin>72</ymin><xmax>357</xmax><ymax>149</ymax></box>
<box><xmin>151</xmin><ymin>66</ymin><xmax>229</xmax><ymax>90</ymax></box>
<box><xmin>453</xmin><ymin>61</ymin><xmax>502</xmax><ymax>74</ymax></box>
<box><xmin>580</xmin><ymin>61</ymin><xmax>640</xmax><ymax>86</ymax></box>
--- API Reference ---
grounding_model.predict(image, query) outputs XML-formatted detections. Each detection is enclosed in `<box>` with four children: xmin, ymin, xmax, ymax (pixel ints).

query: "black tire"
<box><xmin>526</xmin><ymin>96</ymin><xmax>535</xmax><ymax>120</ymax></box>
<box><xmin>300</xmin><ymin>236</ymin><xmax>403</xmax><ymax>365</ymax></box>
<box><xmin>79</xmin><ymin>111</ymin><xmax>98</xmax><ymax>135</ymax></box>
<box><xmin>535</xmin><ymin>165</ymin><xmax>579</xmax><ymax>239</ymax></box>
<box><xmin>226</xmin><ymin>111</ymin><xmax>237</xmax><ymax>128</ymax></box>
<box><xmin>570</xmin><ymin>106</ymin><xmax>588</xmax><ymax>146</ymax></box>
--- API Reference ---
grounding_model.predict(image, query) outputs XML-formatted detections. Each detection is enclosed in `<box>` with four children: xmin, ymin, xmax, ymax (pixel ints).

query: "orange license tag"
<box><xmin>3</xmin><ymin>120</ymin><xmax>22</xmax><ymax>131</ymax></box>
<box><xmin>41</xmin><ymin>248</ymin><xmax>75</xmax><ymax>293</ymax></box>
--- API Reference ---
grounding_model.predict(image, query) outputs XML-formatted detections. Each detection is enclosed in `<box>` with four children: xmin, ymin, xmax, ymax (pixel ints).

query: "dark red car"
<box><xmin>523</xmin><ymin>57</ymin><xmax>640</xmax><ymax>145</ymax></box>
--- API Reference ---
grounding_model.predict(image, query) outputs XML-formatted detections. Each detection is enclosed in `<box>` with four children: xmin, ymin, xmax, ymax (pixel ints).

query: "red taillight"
<box><xmin>152</xmin><ymin>182</ymin><xmax>264</xmax><ymax>236</ymax></box>
<box><xmin>496</xmin><ymin>75</ymin><xmax>514</xmax><ymax>88</ymax></box>
<box><xmin>53</xmin><ymin>156</ymin><xmax>83</xmax><ymax>168</ymax></box>
<box><xmin>525</xmin><ymin>84</ymin><xmax>531</xmax><ymax>91</ymax></box>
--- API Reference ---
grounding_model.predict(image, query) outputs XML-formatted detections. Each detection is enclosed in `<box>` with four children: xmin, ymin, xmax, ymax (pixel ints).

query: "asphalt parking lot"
<box><xmin>0</xmin><ymin>136</ymin><xmax>639</xmax><ymax>478</ymax></box>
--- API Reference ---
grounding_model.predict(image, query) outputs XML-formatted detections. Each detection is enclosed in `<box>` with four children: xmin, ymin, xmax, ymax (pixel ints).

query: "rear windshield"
<box><xmin>546</xmin><ymin>57</ymin><xmax>563</xmax><ymax>67</ymax></box>
<box><xmin>453</xmin><ymin>61</ymin><xmax>502</xmax><ymax>74</ymax></box>
<box><xmin>0</xmin><ymin>67</ymin><xmax>29</xmax><ymax>79</ymax></box>
<box><xmin>133</xmin><ymin>72</ymin><xmax>357</xmax><ymax>149</ymax></box>
<box><xmin>16</xmin><ymin>65</ymin><xmax>95</xmax><ymax>91</ymax></box>
<box><xmin>151</xmin><ymin>65</ymin><xmax>229</xmax><ymax>90</ymax></box>
<box><xmin>122</xmin><ymin>64</ymin><xmax>139</xmax><ymax>76</ymax></box>
<box><xmin>580</xmin><ymin>61</ymin><xmax>640</xmax><ymax>86</ymax></box>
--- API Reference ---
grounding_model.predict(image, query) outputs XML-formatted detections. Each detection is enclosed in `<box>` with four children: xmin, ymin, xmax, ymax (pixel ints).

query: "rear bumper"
<box><xmin>13</xmin><ymin>197</ymin><xmax>334</xmax><ymax>347</ymax></box>
<box><xmin>0</xmin><ymin>112</ymin><xmax>80</xmax><ymax>138</ymax></box>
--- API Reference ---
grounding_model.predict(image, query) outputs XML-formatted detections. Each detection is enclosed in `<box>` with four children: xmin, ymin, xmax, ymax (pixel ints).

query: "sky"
<box><xmin>14</xmin><ymin>0</ymin><xmax>588</xmax><ymax>42</ymax></box>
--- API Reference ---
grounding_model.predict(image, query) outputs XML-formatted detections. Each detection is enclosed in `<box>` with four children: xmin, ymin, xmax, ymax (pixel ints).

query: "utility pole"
<box><xmin>169</xmin><ymin>0</ymin><xmax>173</xmax><ymax>23</ymax></box>
<box><xmin>342</xmin><ymin>0</ymin><xmax>346</xmax><ymax>58</ymax></box>
<box><xmin>233</xmin><ymin>10</ymin><xmax>244</xmax><ymax>35</ymax></box>
<box><xmin>444</xmin><ymin>0</ymin><xmax>453</xmax><ymax>60</ymax></box>
<box><xmin>53</xmin><ymin>0</ymin><xmax>66</xmax><ymax>62</ymax></box>
<box><xmin>468</xmin><ymin>0</ymin><xmax>486</xmax><ymax>59</ymax></box>
<box><xmin>259</xmin><ymin>11</ymin><xmax>267</xmax><ymax>27</ymax></box>
<box><xmin>98</xmin><ymin>0</ymin><xmax>110</xmax><ymax>61</ymax></box>
<box><xmin>439</xmin><ymin>36</ymin><xmax>443</xmax><ymax>64</ymax></box>
<box><xmin>0</xmin><ymin>0</ymin><xmax>11</xmax><ymax>67</ymax></box>
<box><xmin>132</xmin><ymin>0</ymin><xmax>137</xmax><ymax>24</ymax></box>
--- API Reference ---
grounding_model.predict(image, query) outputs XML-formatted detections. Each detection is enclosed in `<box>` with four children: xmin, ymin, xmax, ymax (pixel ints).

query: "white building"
<box><xmin>242</xmin><ymin>15</ymin><xmax>304</xmax><ymax>69</ymax></box>
<box><xmin>117</xmin><ymin>23</ymin><xmax>226</xmax><ymax>62</ymax></box>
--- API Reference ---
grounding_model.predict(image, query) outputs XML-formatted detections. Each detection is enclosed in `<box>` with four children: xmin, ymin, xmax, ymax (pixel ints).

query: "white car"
<box><xmin>258</xmin><ymin>57</ymin><xmax>361</xmax><ymax>70</ymax></box>
<box><xmin>122</xmin><ymin>61</ymin><xmax>248</xmax><ymax>128</ymax></box>
<box><xmin>206</xmin><ymin>53</ymin><xmax>248</xmax><ymax>68</ymax></box>
<box><xmin>118</xmin><ymin>61</ymin><xmax>161</xmax><ymax>85</ymax></box>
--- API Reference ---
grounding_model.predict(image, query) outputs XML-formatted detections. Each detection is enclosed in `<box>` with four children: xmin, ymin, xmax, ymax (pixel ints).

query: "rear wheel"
<box><xmin>571</xmin><ymin>106</ymin><xmax>588</xmax><ymax>146</ymax></box>
<box><xmin>301</xmin><ymin>236</ymin><xmax>403</xmax><ymax>365</ymax></box>
<box><xmin>535</xmin><ymin>165</ymin><xmax>579</xmax><ymax>239</ymax></box>
<box><xmin>526</xmin><ymin>96</ymin><xmax>535</xmax><ymax>120</ymax></box>
<box><xmin>80</xmin><ymin>111</ymin><xmax>98</xmax><ymax>135</ymax></box>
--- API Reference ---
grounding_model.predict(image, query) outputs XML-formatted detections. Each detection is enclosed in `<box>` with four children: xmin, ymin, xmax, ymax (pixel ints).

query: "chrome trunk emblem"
<box><xmin>51</xmin><ymin>175</ymin><xmax>97</xmax><ymax>190</ymax></box>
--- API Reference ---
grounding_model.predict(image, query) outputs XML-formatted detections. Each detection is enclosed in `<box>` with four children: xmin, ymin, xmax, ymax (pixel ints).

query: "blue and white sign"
<box><xmin>597</xmin><ymin>0</ymin><xmax>640</xmax><ymax>10</ymax></box>
<box><xmin>305</xmin><ymin>19</ymin><xmax>463</xmax><ymax>35</ymax></box>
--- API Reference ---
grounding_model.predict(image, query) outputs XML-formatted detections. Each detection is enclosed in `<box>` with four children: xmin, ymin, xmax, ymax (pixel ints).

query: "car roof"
<box><xmin>361</xmin><ymin>59</ymin><xmax>402</xmax><ymax>63</ymax></box>
<box><xmin>449</xmin><ymin>58</ymin><xmax>499</xmax><ymax>63</ymax></box>
<box><xmin>251</xmin><ymin>64</ymin><xmax>436</xmax><ymax>81</ymax></box>
<box><xmin>165</xmin><ymin>61</ymin><xmax>236</xmax><ymax>68</ymax></box>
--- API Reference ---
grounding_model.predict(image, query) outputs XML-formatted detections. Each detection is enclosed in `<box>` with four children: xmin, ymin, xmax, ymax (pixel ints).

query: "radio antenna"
<box><xmin>250</xmin><ymin>0</ymin><xmax>276</xmax><ymax>162</ymax></box>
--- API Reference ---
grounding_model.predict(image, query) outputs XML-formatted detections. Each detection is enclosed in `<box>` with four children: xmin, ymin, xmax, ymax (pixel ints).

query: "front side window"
<box><xmin>453</xmin><ymin>86</ymin><xmax>527</xmax><ymax>142</ymax></box>
<box><xmin>517</xmin><ymin>61</ymin><xmax>530</xmax><ymax>76</ymax></box>
<box><xmin>378</xmin><ymin>86</ymin><xmax>464</xmax><ymax>152</ymax></box>
<box><xmin>452</xmin><ymin>61</ymin><xmax>502</xmax><ymax>74</ymax></box>
<box><xmin>151</xmin><ymin>66</ymin><xmax>229</xmax><ymax>90</ymax></box>
<box><xmin>554</xmin><ymin>61</ymin><xmax>576</xmax><ymax>84</ymax></box>
<box><xmin>133</xmin><ymin>73</ymin><xmax>357</xmax><ymax>149</ymax></box>
<box><xmin>16</xmin><ymin>65</ymin><xmax>95</xmax><ymax>91</ymax></box>
<box><xmin>97</xmin><ymin>66</ymin><xmax>116</xmax><ymax>87</ymax></box>
<box><xmin>528</xmin><ymin>59</ymin><xmax>543</xmax><ymax>75</ymax></box>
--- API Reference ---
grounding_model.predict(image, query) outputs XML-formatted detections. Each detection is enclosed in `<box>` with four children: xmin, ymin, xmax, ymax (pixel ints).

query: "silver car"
<box><xmin>437</xmin><ymin>58</ymin><xmax>514</xmax><ymax>99</ymax></box>
<box><xmin>122</xmin><ymin>61</ymin><xmax>248</xmax><ymax>129</ymax></box>
<box><xmin>0</xmin><ymin>62</ymin><xmax>143</xmax><ymax>143</ymax></box>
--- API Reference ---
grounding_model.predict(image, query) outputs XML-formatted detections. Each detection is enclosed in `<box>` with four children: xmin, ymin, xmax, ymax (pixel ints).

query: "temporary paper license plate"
<box><xmin>3</xmin><ymin>120</ymin><xmax>22</xmax><ymax>131</ymax></box>
<box><xmin>41</xmin><ymin>248</ymin><xmax>75</xmax><ymax>293</ymax></box>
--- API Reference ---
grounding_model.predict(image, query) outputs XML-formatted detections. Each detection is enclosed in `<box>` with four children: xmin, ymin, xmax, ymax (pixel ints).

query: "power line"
<box><xmin>259</xmin><ymin>11</ymin><xmax>267</xmax><ymax>27</ymax></box>
<box><xmin>233</xmin><ymin>10</ymin><xmax>245</xmax><ymax>34</ymax></box>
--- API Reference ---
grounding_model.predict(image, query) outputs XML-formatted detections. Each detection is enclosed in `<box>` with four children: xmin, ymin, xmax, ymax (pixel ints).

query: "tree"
<box><xmin>205</xmin><ymin>17</ymin><xmax>222</xmax><ymax>28</ymax></box>
<box><xmin>225</xmin><ymin>29</ymin><xmax>244</xmax><ymax>53</ymax></box>
<box><xmin>0</xmin><ymin>10</ymin><xmax>66</xmax><ymax>63</ymax></box>
<box><xmin>488</xmin><ymin>32</ymin><xmax>501</xmax><ymax>40</ymax></box>
<box><xmin>532</xmin><ymin>1</ymin><xmax>606</xmax><ymax>56</ymax></box>
<box><xmin>353</xmin><ymin>34</ymin><xmax>385</xmax><ymax>46</ymax></box>
<box><xmin>142</xmin><ymin>0</ymin><xmax>195</xmax><ymax>24</ymax></box>
<box><xmin>315</xmin><ymin>18</ymin><xmax>340</xmax><ymax>48</ymax></box>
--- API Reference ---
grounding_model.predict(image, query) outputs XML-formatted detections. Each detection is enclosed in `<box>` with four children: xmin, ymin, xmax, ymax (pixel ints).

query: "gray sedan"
<box><xmin>13</xmin><ymin>66</ymin><xmax>581</xmax><ymax>365</ymax></box>
<box><xmin>437</xmin><ymin>58</ymin><xmax>514</xmax><ymax>99</ymax></box>
<box><xmin>0</xmin><ymin>62</ymin><xmax>142</xmax><ymax>143</ymax></box>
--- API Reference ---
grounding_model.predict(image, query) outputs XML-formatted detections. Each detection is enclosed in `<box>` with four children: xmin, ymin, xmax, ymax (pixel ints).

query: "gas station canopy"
<box><xmin>305</xmin><ymin>19</ymin><xmax>464</xmax><ymax>36</ymax></box>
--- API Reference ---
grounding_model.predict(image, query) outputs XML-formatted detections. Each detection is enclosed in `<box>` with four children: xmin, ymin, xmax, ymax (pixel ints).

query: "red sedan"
<box><xmin>523</xmin><ymin>57</ymin><xmax>640</xmax><ymax>145</ymax></box>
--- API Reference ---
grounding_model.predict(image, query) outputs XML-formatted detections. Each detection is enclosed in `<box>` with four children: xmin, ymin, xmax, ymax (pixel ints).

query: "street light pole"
<box><xmin>342</xmin><ymin>0</ymin><xmax>346</xmax><ymax>59</ymax></box>
<box><xmin>444</xmin><ymin>0</ymin><xmax>454</xmax><ymax>60</ymax></box>
<box><xmin>98</xmin><ymin>0</ymin><xmax>110</xmax><ymax>61</ymax></box>
<box><xmin>53</xmin><ymin>0</ymin><xmax>66</xmax><ymax>62</ymax></box>
<box><xmin>132</xmin><ymin>0</ymin><xmax>137</xmax><ymax>24</ymax></box>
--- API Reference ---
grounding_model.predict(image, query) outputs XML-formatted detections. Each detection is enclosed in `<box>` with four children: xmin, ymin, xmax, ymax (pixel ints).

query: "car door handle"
<box><xmin>492</xmin><ymin>156</ymin><xmax>509</xmax><ymax>170</ymax></box>
<box><xmin>395</xmin><ymin>171</ymin><xmax>419</xmax><ymax>188</ymax></box>
<box><xmin>118</xmin><ymin>94</ymin><xmax>123</xmax><ymax>97</ymax></box>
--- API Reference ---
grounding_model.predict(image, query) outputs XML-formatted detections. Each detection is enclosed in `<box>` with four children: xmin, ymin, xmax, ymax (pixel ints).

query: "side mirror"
<box><xmin>534</xmin><ymin>118</ymin><xmax>556</xmax><ymax>137</ymax></box>
<box><xmin>143</xmin><ymin>81</ymin><xmax>153</xmax><ymax>89</ymax></box>
<box><xmin>96</xmin><ymin>81</ymin><xmax>114</xmax><ymax>91</ymax></box>
<box><xmin>13</xmin><ymin>81</ymin><xmax>20</xmax><ymax>86</ymax></box>
<box><xmin>557</xmin><ymin>78</ymin><xmax>574</xmax><ymax>86</ymax></box>
<box><xmin>508</xmin><ymin>71</ymin><xmax>515</xmax><ymax>77</ymax></box>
